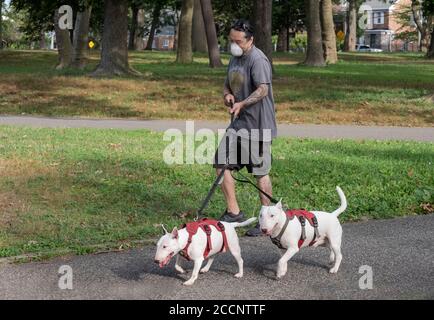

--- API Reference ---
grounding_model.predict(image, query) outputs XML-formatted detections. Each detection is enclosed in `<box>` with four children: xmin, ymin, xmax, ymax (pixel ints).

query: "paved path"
<box><xmin>1</xmin><ymin>215</ymin><xmax>433</xmax><ymax>300</ymax></box>
<box><xmin>1</xmin><ymin>115</ymin><xmax>433</xmax><ymax>141</ymax></box>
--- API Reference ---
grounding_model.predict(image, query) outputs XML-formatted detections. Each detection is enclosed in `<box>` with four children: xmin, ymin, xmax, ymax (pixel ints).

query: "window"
<box><xmin>373</xmin><ymin>11</ymin><xmax>384</xmax><ymax>25</ymax></box>
<box><xmin>162</xmin><ymin>39</ymin><xmax>170</xmax><ymax>48</ymax></box>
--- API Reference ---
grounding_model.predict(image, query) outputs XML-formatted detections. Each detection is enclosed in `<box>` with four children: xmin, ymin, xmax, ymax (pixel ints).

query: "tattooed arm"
<box><xmin>241</xmin><ymin>84</ymin><xmax>269</xmax><ymax>108</ymax></box>
<box><xmin>231</xmin><ymin>84</ymin><xmax>269</xmax><ymax>117</ymax></box>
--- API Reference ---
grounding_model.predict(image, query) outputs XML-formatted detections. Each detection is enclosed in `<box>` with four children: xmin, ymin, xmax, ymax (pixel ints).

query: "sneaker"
<box><xmin>245</xmin><ymin>223</ymin><xmax>264</xmax><ymax>237</ymax></box>
<box><xmin>219</xmin><ymin>210</ymin><xmax>246</xmax><ymax>223</ymax></box>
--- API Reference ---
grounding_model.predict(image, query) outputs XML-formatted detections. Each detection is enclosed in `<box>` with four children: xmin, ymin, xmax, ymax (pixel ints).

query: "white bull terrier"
<box><xmin>259</xmin><ymin>186</ymin><xmax>347</xmax><ymax>278</ymax></box>
<box><xmin>154</xmin><ymin>217</ymin><xmax>257</xmax><ymax>286</ymax></box>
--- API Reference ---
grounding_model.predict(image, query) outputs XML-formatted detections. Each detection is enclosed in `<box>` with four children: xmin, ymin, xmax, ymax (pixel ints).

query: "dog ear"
<box><xmin>276</xmin><ymin>198</ymin><xmax>283</xmax><ymax>209</ymax></box>
<box><xmin>171</xmin><ymin>227</ymin><xmax>178</xmax><ymax>239</ymax></box>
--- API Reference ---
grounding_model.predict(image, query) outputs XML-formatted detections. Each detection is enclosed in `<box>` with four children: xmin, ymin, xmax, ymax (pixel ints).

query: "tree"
<box><xmin>92</xmin><ymin>0</ymin><xmax>138</xmax><ymax>76</ymax></box>
<box><xmin>135</xmin><ymin>8</ymin><xmax>145</xmax><ymax>50</ymax></box>
<box><xmin>321</xmin><ymin>0</ymin><xmax>337</xmax><ymax>64</ymax></box>
<box><xmin>200</xmin><ymin>0</ymin><xmax>223</xmax><ymax>67</ymax></box>
<box><xmin>273</xmin><ymin>0</ymin><xmax>305</xmax><ymax>52</ymax></box>
<box><xmin>422</xmin><ymin>0</ymin><xmax>434</xmax><ymax>58</ymax></box>
<box><xmin>146</xmin><ymin>0</ymin><xmax>164</xmax><ymax>50</ymax></box>
<box><xmin>304</xmin><ymin>0</ymin><xmax>325</xmax><ymax>66</ymax></box>
<box><xmin>192</xmin><ymin>0</ymin><xmax>207</xmax><ymax>52</ymax></box>
<box><xmin>410</xmin><ymin>0</ymin><xmax>434</xmax><ymax>53</ymax></box>
<box><xmin>344</xmin><ymin>0</ymin><xmax>357</xmax><ymax>51</ymax></box>
<box><xmin>176</xmin><ymin>0</ymin><xmax>194</xmax><ymax>63</ymax></box>
<box><xmin>253</xmin><ymin>0</ymin><xmax>273</xmax><ymax>65</ymax></box>
<box><xmin>53</xmin><ymin>8</ymin><xmax>73</xmax><ymax>69</ymax></box>
<box><xmin>128</xmin><ymin>2</ymin><xmax>139</xmax><ymax>50</ymax></box>
<box><xmin>71</xmin><ymin>6</ymin><xmax>92</xmax><ymax>69</ymax></box>
<box><xmin>0</xmin><ymin>0</ymin><xmax>4</xmax><ymax>50</ymax></box>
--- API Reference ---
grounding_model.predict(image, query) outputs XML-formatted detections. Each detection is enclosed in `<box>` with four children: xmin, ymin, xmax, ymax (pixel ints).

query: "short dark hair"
<box><xmin>230</xmin><ymin>19</ymin><xmax>254</xmax><ymax>39</ymax></box>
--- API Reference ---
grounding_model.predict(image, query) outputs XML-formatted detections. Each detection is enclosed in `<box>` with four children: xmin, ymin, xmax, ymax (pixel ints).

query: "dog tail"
<box><xmin>231</xmin><ymin>217</ymin><xmax>257</xmax><ymax>228</ymax></box>
<box><xmin>331</xmin><ymin>186</ymin><xmax>347</xmax><ymax>218</ymax></box>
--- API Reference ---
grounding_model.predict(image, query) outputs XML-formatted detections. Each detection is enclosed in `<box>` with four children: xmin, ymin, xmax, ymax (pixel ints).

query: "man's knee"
<box><xmin>254</xmin><ymin>174</ymin><xmax>269</xmax><ymax>180</ymax></box>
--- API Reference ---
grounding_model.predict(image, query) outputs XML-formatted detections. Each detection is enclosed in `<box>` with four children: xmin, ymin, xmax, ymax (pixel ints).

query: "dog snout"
<box><xmin>154</xmin><ymin>259</ymin><xmax>159</xmax><ymax>264</ymax></box>
<box><xmin>261</xmin><ymin>228</ymin><xmax>268</xmax><ymax>234</ymax></box>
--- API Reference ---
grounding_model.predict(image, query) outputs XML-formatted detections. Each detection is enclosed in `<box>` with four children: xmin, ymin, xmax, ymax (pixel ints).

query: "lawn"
<box><xmin>0</xmin><ymin>126</ymin><xmax>432</xmax><ymax>259</ymax></box>
<box><xmin>0</xmin><ymin>50</ymin><xmax>433</xmax><ymax>126</ymax></box>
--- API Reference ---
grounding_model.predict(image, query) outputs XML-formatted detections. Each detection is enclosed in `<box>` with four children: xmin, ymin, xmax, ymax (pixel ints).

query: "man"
<box><xmin>213</xmin><ymin>19</ymin><xmax>277</xmax><ymax>236</ymax></box>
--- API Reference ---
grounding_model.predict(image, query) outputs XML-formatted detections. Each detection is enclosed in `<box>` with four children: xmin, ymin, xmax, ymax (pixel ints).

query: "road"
<box><xmin>1</xmin><ymin>115</ymin><xmax>433</xmax><ymax>141</ymax></box>
<box><xmin>1</xmin><ymin>214</ymin><xmax>433</xmax><ymax>300</ymax></box>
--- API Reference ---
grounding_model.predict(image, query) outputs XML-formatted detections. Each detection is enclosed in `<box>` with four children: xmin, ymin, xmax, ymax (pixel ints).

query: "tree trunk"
<box><xmin>253</xmin><ymin>0</ymin><xmax>273</xmax><ymax>66</ymax></box>
<box><xmin>128</xmin><ymin>4</ymin><xmax>138</xmax><ymax>50</ymax></box>
<box><xmin>427</xmin><ymin>29</ymin><xmax>434</xmax><ymax>59</ymax></box>
<box><xmin>92</xmin><ymin>0</ymin><xmax>138</xmax><ymax>76</ymax></box>
<box><xmin>176</xmin><ymin>0</ymin><xmax>194</xmax><ymax>63</ymax></box>
<box><xmin>0</xmin><ymin>0</ymin><xmax>3</xmax><ymax>50</ymax></box>
<box><xmin>146</xmin><ymin>1</ymin><xmax>163</xmax><ymax>51</ymax></box>
<box><xmin>38</xmin><ymin>32</ymin><xmax>47</xmax><ymax>49</ymax></box>
<box><xmin>192</xmin><ymin>0</ymin><xmax>208</xmax><ymax>53</ymax></box>
<box><xmin>304</xmin><ymin>0</ymin><xmax>325</xmax><ymax>66</ymax></box>
<box><xmin>135</xmin><ymin>9</ymin><xmax>145</xmax><ymax>50</ymax></box>
<box><xmin>200</xmin><ymin>0</ymin><xmax>223</xmax><ymax>67</ymax></box>
<box><xmin>277</xmin><ymin>28</ymin><xmax>288</xmax><ymax>52</ymax></box>
<box><xmin>71</xmin><ymin>6</ymin><xmax>92</xmax><ymax>69</ymax></box>
<box><xmin>321</xmin><ymin>0</ymin><xmax>337</xmax><ymax>64</ymax></box>
<box><xmin>344</xmin><ymin>0</ymin><xmax>357</xmax><ymax>52</ymax></box>
<box><xmin>54</xmin><ymin>9</ymin><xmax>73</xmax><ymax>69</ymax></box>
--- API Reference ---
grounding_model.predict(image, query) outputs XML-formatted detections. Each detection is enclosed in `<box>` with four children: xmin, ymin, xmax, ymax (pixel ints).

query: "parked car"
<box><xmin>356</xmin><ymin>44</ymin><xmax>383</xmax><ymax>53</ymax></box>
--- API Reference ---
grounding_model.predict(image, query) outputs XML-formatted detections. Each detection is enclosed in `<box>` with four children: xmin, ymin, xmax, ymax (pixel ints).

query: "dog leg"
<box><xmin>227</xmin><ymin>237</ymin><xmax>244</xmax><ymax>278</ymax></box>
<box><xmin>328</xmin><ymin>235</ymin><xmax>342</xmax><ymax>273</ymax></box>
<box><xmin>329</xmin><ymin>248</ymin><xmax>335</xmax><ymax>265</ymax></box>
<box><xmin>200</xmin><ymin>257</ymin><xmax>215</xmax><ymax>274</ymax></box>
<box><xmin>277</xmin><ymin>247</ymin><xmax>299</xmax><ymax>279</ymax></box>
<box><xmin>175</xmin><ymin>255</ymin><xmax>186</xmax><ymax>274</ymax></box>
<box><xmin>183</xmin><ymin>258</ymin><xmax>204</xmax><ymax>286</ymax></box>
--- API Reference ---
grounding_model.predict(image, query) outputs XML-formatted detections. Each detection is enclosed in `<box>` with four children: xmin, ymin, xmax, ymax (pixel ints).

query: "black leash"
<box><xmin>195</xmin><ymin>104</ymin><xmax>235</xmax><ymax>221</ymax></box>
<box><xmin>230</xmin><ymin>170</ymin><xmax>279</xmax><ymax>204</ymax></box>
<box><xmin>195</xmin><ymin>102</ymin><xmax>280</xmax><ymax>220</ymax></box>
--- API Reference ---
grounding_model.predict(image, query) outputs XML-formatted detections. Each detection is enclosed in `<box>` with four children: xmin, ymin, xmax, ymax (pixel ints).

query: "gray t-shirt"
<box><xmin>225</xmin><ymin>46</ymin><xmax>277</xmax><ymax>142</ymax></box>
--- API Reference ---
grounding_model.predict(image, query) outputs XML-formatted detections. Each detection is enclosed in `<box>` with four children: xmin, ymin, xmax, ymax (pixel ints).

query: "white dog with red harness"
<box><xmin>154</xmin><ymin>217</ymin><xmax>257</xmax><ymax>286</ymax></box>
<box><xmin>259</xmin><ymin>186</ymin><xmax>347</xmax><ymax>278</ymax></box>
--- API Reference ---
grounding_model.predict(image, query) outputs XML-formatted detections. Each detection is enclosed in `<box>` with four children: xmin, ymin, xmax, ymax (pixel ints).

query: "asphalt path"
<box><xmin>1</xmin><ymin>214</ymin><xmax>433</xmax><ymax>300</ymax></box>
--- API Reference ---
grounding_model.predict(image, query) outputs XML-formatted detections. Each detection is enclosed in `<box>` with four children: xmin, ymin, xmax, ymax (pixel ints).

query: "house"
<box><xmin>337</xmin><ymin>0</ymin><xmax>419</xmax><ymax>52</ymax></box>
<box><xmin>143</xmin><ymin>25</ymin><xmax>176</xmax><ymax>51</ymax></box>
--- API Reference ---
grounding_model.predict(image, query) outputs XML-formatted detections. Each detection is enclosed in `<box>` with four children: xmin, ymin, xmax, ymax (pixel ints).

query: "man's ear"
<box><xmin>171</xmin><ymin>227</ymin><xmax>178</xmax><ymax>239</ymax></box>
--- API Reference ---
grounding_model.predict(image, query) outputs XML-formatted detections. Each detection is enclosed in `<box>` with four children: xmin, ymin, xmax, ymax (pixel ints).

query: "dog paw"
<box><xmin>234</xmin><ymin>273</ymin><xmax>243</xmax><ymax>278</ymax></box>
<box><xmin>329</xmin><ymin>267</ymin><xmax>338</xmax><ymax>274</ymax></box>
<box><xmin>200</xmin><ymin>268</ymin><xmax>209</xmax><ymax>274</ymax></box>
<box><xmin>183</xmin><ymin>280</ymin><xmax>195</xmax><ymax>286</ymax></box>
<box><xmin>276</xmin><ymin>271</ymin><xmax>286</xmax><ymax>279</ymax></box>
<box><xmin>175</xmin><ymin>267</ymin><xmax>186</xmax><ymax>274</ymax></box>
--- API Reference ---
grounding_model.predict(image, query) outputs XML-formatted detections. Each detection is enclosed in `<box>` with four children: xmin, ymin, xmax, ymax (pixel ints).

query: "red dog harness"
<box><xmin>179</xmin><ymin>218</ymin><xmax>229</xmax><ymax>261</ymax></box>
<box><xmin>271</xmin><ymin>209</ymin><xmax>320</xmax><ymax>249</ymax></box>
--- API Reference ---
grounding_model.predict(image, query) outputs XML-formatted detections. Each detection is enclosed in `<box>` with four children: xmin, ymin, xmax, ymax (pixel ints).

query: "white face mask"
<box><xmin>230</xmin><ymin>43</ymin><xmax>244</xmax><ymax>57</ymax></box>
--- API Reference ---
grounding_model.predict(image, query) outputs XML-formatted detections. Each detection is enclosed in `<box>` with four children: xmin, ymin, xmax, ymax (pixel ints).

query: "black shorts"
<box><xmin>213</xmin><ymin>132</ymin><xmax>272</xmax><ymax>177</ymax></box>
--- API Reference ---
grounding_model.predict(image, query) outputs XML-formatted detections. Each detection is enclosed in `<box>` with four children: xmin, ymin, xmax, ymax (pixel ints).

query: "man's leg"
<box><xmin>246</xmin><ymin>139</ymin><xmax>272</xmax><ymax>236</ymax></box>
<box><xmin>216</xmin><ymin>168</ymin><xmax>240</xmax><ymax>215</ymax></box>
<box><xmin>257</xmin><ymin>174</ymin><xmax>272</xmax><ymax>206</ymax></box>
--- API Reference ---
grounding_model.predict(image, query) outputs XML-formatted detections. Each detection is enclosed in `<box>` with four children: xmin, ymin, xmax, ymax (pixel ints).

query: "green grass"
<box><xmin>0</xmin><ymin>49</ymin><xmax>433</xmax><ymax>126</ymax></box>
<box><xmin>0</xmin><ymin>125</ymin><xmax>432</xmax><ymax>258</ymax></box>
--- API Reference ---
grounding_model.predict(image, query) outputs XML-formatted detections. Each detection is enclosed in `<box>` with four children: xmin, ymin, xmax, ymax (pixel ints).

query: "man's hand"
<box><xmin>224</xmin><ymin>94</ymin><xmax>235</xmax><ymax>107</ymax></box>
<box><xmin>229</xmin><ymin>102</ymin><xmax>244</xmax><ymax>117</ymax></box>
